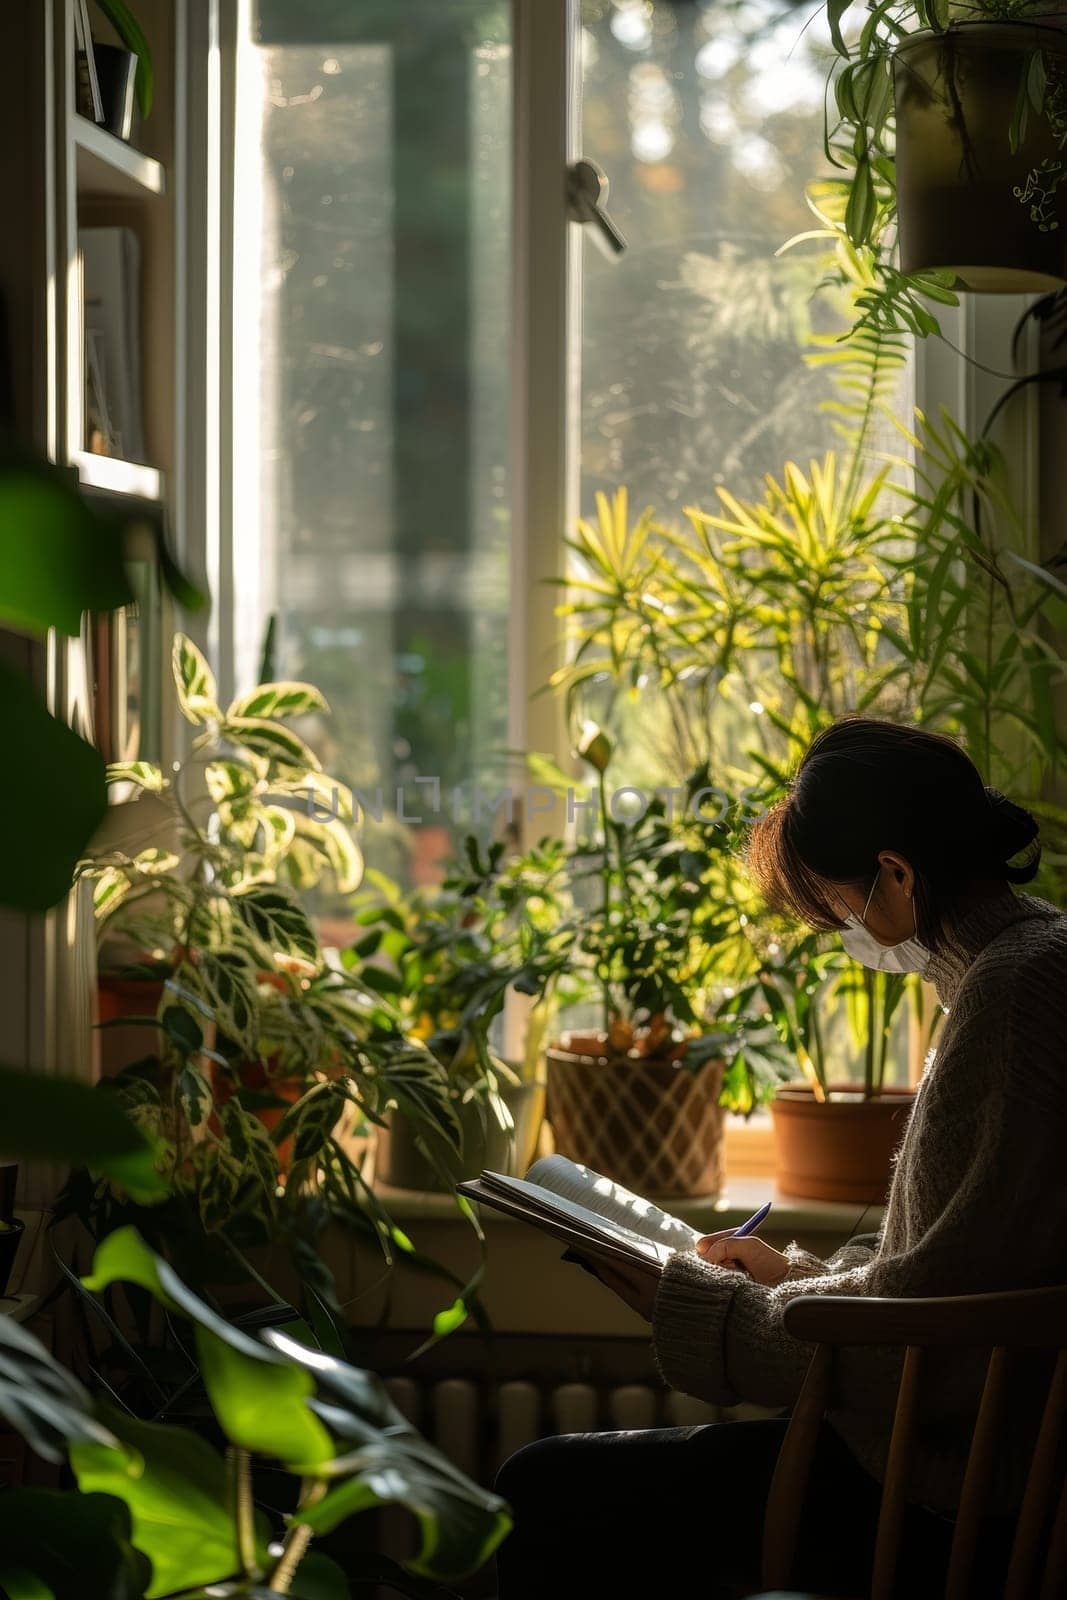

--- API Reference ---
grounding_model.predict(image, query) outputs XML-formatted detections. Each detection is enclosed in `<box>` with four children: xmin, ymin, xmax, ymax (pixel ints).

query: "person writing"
<box><xmin>496</xmin><ymin>718</ymin><xmax>1067</xmax><ymax>1598</ymax></box>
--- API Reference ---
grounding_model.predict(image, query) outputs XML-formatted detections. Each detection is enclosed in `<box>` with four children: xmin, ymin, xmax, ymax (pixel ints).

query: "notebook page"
<box><xmin>524</xmin><ymin>1155</ymin><xmax>699</xmax><ymax>1255</ymax></box>
<box><xmin>478</xmin><ymin>1173</ymin><xmax>674</xmax><ymax>1265</ymax></box>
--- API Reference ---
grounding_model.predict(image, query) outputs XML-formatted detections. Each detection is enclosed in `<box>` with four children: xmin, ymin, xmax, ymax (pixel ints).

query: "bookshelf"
<box><xmin>73</xmin><ymin>447</ymin><xmax>164</xmax><ymax>501</ymax></box>
<box><xmin>74</xmin><ymin>113</ymin><xmax>166</xmax><ymax>200</ymax></box>
<box><xmin>0</xmin><ymin>0</ymin><xmax>187</xmax><ymax>1171</ymax></box>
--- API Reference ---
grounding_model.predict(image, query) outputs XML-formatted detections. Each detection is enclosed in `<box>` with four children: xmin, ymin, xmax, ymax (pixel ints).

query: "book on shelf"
<box><xmin>458</xmin><ymin>1156</ymin><xmax>701</xmax><ymax>1277</ymax></box>
<box><xmin>80</xmin><ymin>226</ymin><xmax>145</xmax><ymax>464</ymax></box>
<box><xmin>73</xmin><ymin>0</ymin><xmax>105</xmax><ymax>125</ymax></box>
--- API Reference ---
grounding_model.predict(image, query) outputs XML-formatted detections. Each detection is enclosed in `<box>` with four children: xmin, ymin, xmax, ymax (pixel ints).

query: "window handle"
<box><xmin>567</xmin><ymin>159</ymin><xmax>627</xmax><ymax>258</ymax></box>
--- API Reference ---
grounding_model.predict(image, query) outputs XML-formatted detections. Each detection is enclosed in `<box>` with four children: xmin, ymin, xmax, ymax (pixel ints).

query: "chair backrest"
<box><xmin>761</xmin><ymin>1286</ymin><xmax>1067</xmax><ymax>1600</ymax></box>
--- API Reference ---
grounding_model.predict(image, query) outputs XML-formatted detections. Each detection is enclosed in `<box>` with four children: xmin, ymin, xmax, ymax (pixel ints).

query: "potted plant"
<box><xmin>827</xmin><ymin>0</ymin><xmax>1067</xmax><ymax>295</ymax></box>
<box><xmin>92</xmin><ymin>0</ymin><xmax>154</xmax><ymax>139</ymax></box>
<box><xmin>0</xmin><ymin>1230</ymin><xmax>510</xmax><ymax>1596</ymax></box>
<box><xmin>83</xmin><ymin>632</ymin><xmax>360</xmax><ymax>1074</ymax></box>
<box><xmin>0</xmin><ymin>1161</ymin><xmax>23</xmax><ymax>1297</ymax></box>
<box><xmin>749</xmin><ymin>940</ymin><xmax>922</xmax><ymax>1202</ymax></box>
<box><xmin>540</xmin><ymin>733</ymin><xmax>791</xmax><ymax>1199</ymax></box>
<box><xmin>551</xmin><ymin>223</ymin><xmax>1067</xmax><ymax>1195</ymax></box>
<box><xmin>347</xmin><ymin>837</ymin><xmax>575</xmax><ymax>1191</ymax></box>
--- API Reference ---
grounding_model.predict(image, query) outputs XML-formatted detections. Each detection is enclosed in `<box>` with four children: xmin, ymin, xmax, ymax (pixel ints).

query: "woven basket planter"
<box><xmin>545</xmin><ymin>1036</ymin><xmax>724</xmax><ymax>1198</ymax></box>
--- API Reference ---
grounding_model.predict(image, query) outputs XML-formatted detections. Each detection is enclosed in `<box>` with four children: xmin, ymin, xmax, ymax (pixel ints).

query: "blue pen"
<box><xmin>731</xmin><ymin>1199</ymin><xmax>772</xmax><ymax>1238</ymax></box>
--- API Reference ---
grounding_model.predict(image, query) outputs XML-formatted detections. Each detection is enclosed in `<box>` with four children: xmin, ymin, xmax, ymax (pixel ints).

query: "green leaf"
<box><xmin>827</xmin><ymin>0</ymin><xmax>853</xmax><ymax>57</ymax></box>
<box><xmin>83</xmin><ymin>1228</ymin><xmax>334</xmax><ymax>1469</ymax></box>
<box><xmin>228</xmin><ymin>681</ymin><xmax>329</xmax><ymax>720</ymax></box>
<box><xmin>0</xmin><ymin>1065</ymin><xmax>166</xmax><ymax>1199</ymax></box>
<box><xmin>172</xmin><ymin>633</ymin><xmax>220</xmax><ymax>726</ymax></box>
<box><xmin>844</xmin><ymin>155</ymin><xmax>877</xmax><ymax>246</ymax></box>
<box><xmin>0</xmin><ymin>1567</ymin><xmax>55</xmax><ymax>1600</ymax></box>
<box><xmin>71</xmin><ymin>1412</ymin><xmax>238</xmax><ymax>1599</ymax></box>
<box><xmin>431</xmin><ymin>1297</ymin><xmax>469</xmax><ymax>1339</ymax></box>
<box><xmin>287</xmin><ymin>1552</ymin><xmax>351</xmax><ymax>1600</ymax></box>
<box><xmin>0</xmin><ymin>1489</ymin><xmax>145</xmax><ymax>1600</ymax></box>
<box><xmin>0</xmin><ymin>1317</ymin><xmax>120</xmax><ymax>1464</ymax></box>
<box><xmin>266</xmin><ymin>1329</ymin><xmax>513</xmax><ymax>1582</ymax></box>
<box><xmin>0</xmin><ymin>462</ymin><xmax>132</xmax><ymax>635</ymax></box>
<box><xmin>1004</xmin><ymin>549</ymin><xmax>1067</xmax><ymax>600</ymax></box>
<box><xmin>0</xmin><ymin>659</ymin><xmax>107</xmax><ymax>910</ymax></box>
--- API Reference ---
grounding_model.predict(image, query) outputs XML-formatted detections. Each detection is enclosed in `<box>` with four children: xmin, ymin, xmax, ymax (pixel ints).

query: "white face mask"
<box><xmin>839</xmin><ymin>871</ymin><xmax>930</xmax><ymax>975</ymax></box>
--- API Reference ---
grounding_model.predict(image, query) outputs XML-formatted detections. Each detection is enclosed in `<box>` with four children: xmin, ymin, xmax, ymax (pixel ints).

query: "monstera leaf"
<box><xmin>265</xmin><ymin>1328</ymin><xmax>512</xmax><ymax>1581</ymax></box>
<box><xmin>82</xmin><ymin>1230</ymin><xmax>512</xmax><ymax>1585</ymax></box>
<box><xmin>83</xmin><ymin>1229</ymin><xmax>334</xmax><ymax>1470</ymax></box>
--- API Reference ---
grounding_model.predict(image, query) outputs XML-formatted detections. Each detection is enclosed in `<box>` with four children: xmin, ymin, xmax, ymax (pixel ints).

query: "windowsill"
<box><xmin>722</xmin><ymin>1111</ymin><xmax>776</xmax><ymax>1178</ymax></box>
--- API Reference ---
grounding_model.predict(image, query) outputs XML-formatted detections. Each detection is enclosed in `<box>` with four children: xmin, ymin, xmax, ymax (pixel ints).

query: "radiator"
<box><xmin>376</xmin><ymin>1373</ymin><xmax>719</xmax><ymax>1581</ymax></box>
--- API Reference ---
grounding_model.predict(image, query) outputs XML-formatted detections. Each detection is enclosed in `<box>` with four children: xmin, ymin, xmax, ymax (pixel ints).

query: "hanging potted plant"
<box><xmin>543</xmin><ymin>733</ymin><xmax>790</xmax><ymax>1200</ymax></box>
<box><xmin>347</xmin><ymin>838</ymin><xmax>574</xmax><ymax>1191</ymax></box>
<box><xmin>828</xmin><ymin>0</ymin><xmax>1067</xmax><ymax>293</ymax></box>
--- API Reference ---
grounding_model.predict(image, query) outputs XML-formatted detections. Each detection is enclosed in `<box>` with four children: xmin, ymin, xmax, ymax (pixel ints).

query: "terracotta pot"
<box><xmin>210</xmin><ymin>1055</ymin><xmax>306</xmax><ymax>1171</ymax></box>
<box><xmin>97</xmin><ymin>972</ymin><xmax>167</xmax><ymax>1078</ymax></box>
<box><xmin>375</xmin><ymin>1079</ymin><xmax>546</xmax><ymax>1192</ymax></box>
<box><xmin>771</xmin><ymin>1085</ymin><xmax>916</xmax><ymax>1204</ymax></box>
<box><xmin>894</xmin><ymin>23</ymin><xmax>1067</xmax><ymax>291</ymax></box>
<box><xmin>545</xmin><ymin>1035</ymin><xmax>724</xmax><ymax>1199</ymax></box>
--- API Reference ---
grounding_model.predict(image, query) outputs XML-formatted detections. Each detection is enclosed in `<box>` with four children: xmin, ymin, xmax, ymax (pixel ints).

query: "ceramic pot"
<box><xmin>545</xmin><ymin>1034</ymin><xmax>724</xmax><ymax>1198</ymax></box>
<box><xmin>375</xmin><ymin>1079</ymin><xmax>546</xmax><ymax>1192</ymax></box>
<box><xmin>771</xmin><ymin>1084</ymin><xmax>916</xmax><ymax>1204</ymax></box>
<box><xmin>894</xmin><ymin>22</ymin><xmax>1067</xmax><ymax>290</ymax></box>
<box><xmin>94</xmin><ymin>44</ymin><xmax>138</xmax><ymax>141</ymax></box>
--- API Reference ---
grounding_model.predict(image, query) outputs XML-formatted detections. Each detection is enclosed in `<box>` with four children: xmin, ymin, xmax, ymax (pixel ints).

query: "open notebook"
<box><xmin>457</xmin><ymin>1155</ymin><xmax>700</xmax><ymax>1276</ymax></box>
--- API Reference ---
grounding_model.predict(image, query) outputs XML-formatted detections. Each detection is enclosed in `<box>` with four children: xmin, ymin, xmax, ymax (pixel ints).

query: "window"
<box><xmin>580</xmin><ymin>0</ymin><xmax>848</xmax><ymax>514</ymax></box>
<box><xmin>233</xmin><ymin>1</ymin><xmax>512</xmax><ymax>895</ymax></box>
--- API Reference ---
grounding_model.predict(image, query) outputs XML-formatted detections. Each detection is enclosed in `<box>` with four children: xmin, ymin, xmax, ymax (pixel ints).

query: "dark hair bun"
<box><xmin>984</xmin><ymin>787</ymin><xmax>1042</xmax><ymax>882</ymax></box>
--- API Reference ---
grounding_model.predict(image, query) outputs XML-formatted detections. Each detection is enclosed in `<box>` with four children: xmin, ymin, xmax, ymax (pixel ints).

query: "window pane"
<box><xmin>576</xmin><ymin>0</ymin><xmax>909</xmax><ymax>788</ymax></box>
<box><xmin>580</xmin><ymin>0</ymin><xmax>875</xmax><ymax>511</ymax></box>
<box><xmin>234</xmin><ymin>2</ymin><xmax>511</xmax><ymax>906</ymax></box>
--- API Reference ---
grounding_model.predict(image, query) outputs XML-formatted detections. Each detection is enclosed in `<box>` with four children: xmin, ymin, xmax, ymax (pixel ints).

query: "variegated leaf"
<box><xmin>205</xmin><ymin>759</ymin><xmax>258</xmax><ymax>805</ymax></box>
<box><xmin>292</xmin><ymin>810</ymin><xmax>364</xmax><ymax>893</ymax></box>
<box><xmin>375</xmin><ymin>1043</ymin><xmax>462</xmax><ymax>1152</ymax></box>
<box><xmin>132</xmin><ymin>847</ymin><xmax>180</xmax><ymax>876</ymax></box>
<box><xmin>219</xmin><ymin>1098</ymin><xmax>279</xmax><ymax>1200</ymax></box>
<box><xmin>196</xmin><ymin>950</ymin><xmax>260</xmax><ymax>1052</ymax></box>
<box><xmin>91</xmin><ymin>867</ymin><xmax>133</xmax><ymax>920</ymax></box>
<box><xmin>222</xmin><ymin>717</ymin><xmax>323</xmax><ymax>772</ymax></box>
<box><xmin>262</xmin><ymin>804</ymin><xmax>297</xmax><ymax>866</ymax></box>
<box><xmin>274</xmin><ymin>1081</ymin><xmax>349</xmax><ymax>1163</ymax></box>
<box><xmin>269</xmin><ymin>770</ymin><xmax>353</xmax><ymax>823</ymax></box>
<box><xmin>227</xmin><ymin>681</ymin><xmax>330</xmax><ymax>720</ymax></box>
<box><xmin>233</xmin><ymin>886</ymin><xmax>321</xmax><ymax>968</ymax></box>
<box><xmin>172</xmin><ymin>634</ymin><xmax>220</xmax><ymax>726</ymax></box>
<box><xmin>105</xmin><ymin>760</ymin><xmax>165</xmax><ymax>792</ymax></box>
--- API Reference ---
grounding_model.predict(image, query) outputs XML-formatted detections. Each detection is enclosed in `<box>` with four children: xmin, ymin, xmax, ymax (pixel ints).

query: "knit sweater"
<box><xmin>652</xmin><ymin>891</ymin><xmax>1067</xmax><ymax>1513</ymax></box>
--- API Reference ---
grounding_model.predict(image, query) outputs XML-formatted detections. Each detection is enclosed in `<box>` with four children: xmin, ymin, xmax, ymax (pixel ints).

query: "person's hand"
<box><xmin>584</xmin><ymin>1257</ymin><xmax>660</xmax><ymax>1322</ymax></box>
<box><xmin>695</xmin><ymin>1229</ymin><xmax>790</xmax><ymax>1287</ymax></box>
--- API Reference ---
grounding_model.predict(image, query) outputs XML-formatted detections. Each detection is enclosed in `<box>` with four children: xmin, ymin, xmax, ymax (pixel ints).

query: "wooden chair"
<box><xmin>761</xmin><ymin>1286</ymin><xmax>1067</xmax><ymax>1600</ymax></box>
